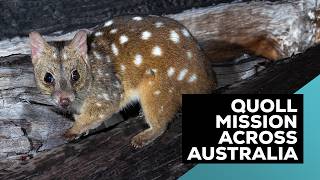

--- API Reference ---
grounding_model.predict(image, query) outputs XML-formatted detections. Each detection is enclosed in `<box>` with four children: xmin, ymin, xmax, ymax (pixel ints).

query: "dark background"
<box><xmin>0</xmin><ymin>0</ymin><xmax>278</xmax><ymax>39</ymax></box>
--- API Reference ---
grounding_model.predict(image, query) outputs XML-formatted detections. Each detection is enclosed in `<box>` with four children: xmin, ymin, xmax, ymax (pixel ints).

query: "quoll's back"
<box><xmin>91</xmin><ymin>15</ymin><xmax>215</xmax><ymax>99</ymax></box>
<box><xmin>80</xmin><ymin>15</ymin><xmax>216</xmax><ymax>147</ymax></box>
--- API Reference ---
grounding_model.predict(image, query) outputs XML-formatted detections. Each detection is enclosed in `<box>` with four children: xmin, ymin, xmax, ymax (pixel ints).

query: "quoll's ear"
<box><xmin>70</xmin><ymin>30</ymin><xmax>88</xmax><ymax>61</ymax></box>
<box><xmin>29</xmin><ymin>31</ymin><xmax>48</xmax><ymax>64</ymax></box>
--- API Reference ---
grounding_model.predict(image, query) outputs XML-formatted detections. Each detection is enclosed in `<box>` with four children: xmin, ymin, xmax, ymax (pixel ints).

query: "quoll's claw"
<box><xmin>131</xmin><ymin>138</ymin><xmax>144</xmax><ymax>149</ymax></box>
<box><xmin>131</xmin><ymin>133</ymin><xmax>151</xmax><ymax>149</ymax></box>
<box><xmin>83</xmin><ymin>130</ymin><xmax>90</xmax><ymax>136</ymax></box>
<box><xmin>63</xmin><ymin>130</ymin><xmax>78</xmax><ymax>142</ymax></box>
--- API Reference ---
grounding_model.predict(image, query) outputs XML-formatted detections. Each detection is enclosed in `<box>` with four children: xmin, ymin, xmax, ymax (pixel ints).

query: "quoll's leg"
<box><xmin>64</xmin><ymin>97</ymin><xmax>118</xmax><ymax>140</ymax></box>
<box><xmin>131</xmin><ymin>80</ymin><xmax>180</xmax><ymax>148</ymax></box>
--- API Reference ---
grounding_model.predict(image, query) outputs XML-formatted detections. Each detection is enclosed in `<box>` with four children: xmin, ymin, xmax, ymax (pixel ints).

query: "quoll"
<box><xmin>29</xmin><ymin>15</ymin><xmax>216</xmax><ymax>148</ymax></box>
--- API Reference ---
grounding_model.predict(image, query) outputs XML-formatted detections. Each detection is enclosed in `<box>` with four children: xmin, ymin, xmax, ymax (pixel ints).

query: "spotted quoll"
<box><xmin>29</xmin><ymin>15</ymin><xmax>216</xmax><ymax>148</ymax></box>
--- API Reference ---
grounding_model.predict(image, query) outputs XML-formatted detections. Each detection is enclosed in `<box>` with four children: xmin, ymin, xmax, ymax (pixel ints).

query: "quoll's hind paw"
<box><xmin>131</xmin><ymin>134</ymin><xmax>150</xmax><ymax>148</ymax></box>
<box><xmin>131</xmin><ymin>130</ymin><xmax>160</xmax><ymax>148</ymax></box>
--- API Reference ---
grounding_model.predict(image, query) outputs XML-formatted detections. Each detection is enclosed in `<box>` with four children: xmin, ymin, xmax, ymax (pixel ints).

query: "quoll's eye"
<box><xmin>44</xmin><ymin>72</ymin><xmax>54</xmax><ymax>84</ymax></box>
<box><xmin>71</xmin><ymin>70</ymin><xmax>80</xmax><ymax>82</ymax></box>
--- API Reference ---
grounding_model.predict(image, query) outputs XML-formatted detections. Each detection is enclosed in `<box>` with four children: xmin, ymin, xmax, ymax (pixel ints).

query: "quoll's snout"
<box><xmin>53</xmin><ymin>91</ymin><xmax>74</xmax><ymax>109</ymax></box>
<box><xmin>59</xmin><ymin>97</ymin><xmax>71</xmax><ymax>108</ymax></box>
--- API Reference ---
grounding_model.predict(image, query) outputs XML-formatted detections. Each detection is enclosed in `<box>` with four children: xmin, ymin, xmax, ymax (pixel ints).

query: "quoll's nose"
<box><xmin>59</xmin><ymin>98</ymin><xmax>71</xmax><ymax>108</ymax></box>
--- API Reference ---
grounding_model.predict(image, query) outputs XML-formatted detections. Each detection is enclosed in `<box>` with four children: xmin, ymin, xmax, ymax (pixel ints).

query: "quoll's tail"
<box><xmin>169</xmin><ymin>0</ymin><xmax>320</xmax><ymax>62</ymax></box>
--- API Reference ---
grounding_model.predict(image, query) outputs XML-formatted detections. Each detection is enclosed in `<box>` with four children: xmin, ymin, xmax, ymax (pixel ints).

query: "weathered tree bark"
<box><xmin>1</xmin><ymin>0</ymin><xmax>320</xmax><ymax>179</ymax></box>
<box><xmin>1</xmin><ymin>44</ymin><xmax>320</xmax><ymax>179</ymax></box>
<box><xmin>171</xmin><ymin>0</ymin><xmax>320</xmax><ymax>61</ymax></box>
<box><xmin>1</xmin><ymin>114</ymin><xmax>192</xmax><ymax>180</ymax></box>
<box><xmin>220</xmin><ymin>45</ymin><xmax>320</xmax><ymax>94</ymax></box>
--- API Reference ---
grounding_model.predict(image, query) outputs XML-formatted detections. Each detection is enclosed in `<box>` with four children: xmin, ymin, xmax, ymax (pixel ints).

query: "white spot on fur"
<box><xmin>93</xmin><ymin>51</ymin><xmax>102</xmax><ymax>60</ymax></box>
<box><xmin>169</xmin><ymin>87</ymin><xmax>174</xmax><ymax>93</ymax></box>
<box><xmin>103</xmin><ymin>93</ymin><xmax>110</xmax><ymax>101</ymax></box>
<box><xmin>170</xmin><ymin>30</ymin><xmax>180</xmax><ymax>44</ymax></box>
<box><xmin>104</xmin><ymin>20</ymin><xmax>113</xmax><ymax>27</ymax></box>
<box><xmin>105</xmin><ymin>73</ymin><xmax>110</xmax><ymax>76</ymax></box>
<box><xmin>148</xmin><ymin>81</ymin><xmax>154</xmax><ymax>85</ymax></box>
<box><xmin>111</xmin><ymin>43</ymin><xmax>119</xmax><ymax>56</ymax></box>
<box><xmin>152</xmin><ymin>46</ymin><xmax>162</xmax><ymax>56</ymax></box>
<box><xmin>63</xmin><ymin>52</ymin><xmax>68</xmax><ymax>60</ymax></box>
<box><xmin>177</xmin><ymin>69</ymin><xmax>188</xmax><ymax>81</ymax></box>
<box><xmin>133</xmin><ymin>16</ymin><xmax>143</xmax><ymax>21</ymax></box>
<box><xmin>120</xmin><ymin>64</ymin><xmax>126</xmax><ymax>71</ymax></box>
<box><xmin>134</xmin><ymin>54</ymin><xmax>143</xmax><ymax>66</ymax></box>
<box><xmin>188</xmin><ymin>74</ymin><xmax>197</xmax><ymax>83</ymax></box>
<box><xmin>110</xmin><ymin>29</ymin><xmax>118</xmax><ymax>34</ymax></box>
<box><xmin>106</xmin><ymin>55</ymin><xmax>111</xmax><ymax>63</ymax></box>
<box><xmin>119</xmin><ymin>35</ymin><xmax>129</xmax><ymax>44</ymax></box>
<box><xmin>96</xmin><ymin>103</ymin><xmax>102</xmax><ymax>107</ymax></box>
<box><xmin>153</xmin><ymin>90</ymin><xmax>161</xmax><ymax>96</ymax></box>
<box><xmin>155</xmin><ymin>22</ymin><xmax>163</xmax><ymax>28</ymax></box>
<box><xmin>95</xmin><ymin>32</ymin><xmax>103</xmax><ymax>37</ymax></box>
<box><xmin>53</xmin><ymin>52</ymin><xmax>57</xmax><ymax>59</ymax></box>
<box><xmin>99</xmin><ymin>115</ymin><xmax>104</xmax><ymax>119</ymax></box>
<box><xmin>187</xmin><ymin>51</ymin><xmax>193</xmax><ymax>59</ymax></box>
<box><xmin>141</xmin><ymin>31</ymin><xmax>152</xmax><ymax>40</ymax></box>
<box><xmin>167</xmin><ymin>67</ymin><xmax>175</xmax><ymax>77</ymax></box>
<box><xmin>159</xmin><ymin>106</ymin><xmax>164</xmax><ymax>113</ymax></box>
<box><xmin>181</xmin><ymin>29</ymin><xmax>190</xmax><ymax>37</ymax></box>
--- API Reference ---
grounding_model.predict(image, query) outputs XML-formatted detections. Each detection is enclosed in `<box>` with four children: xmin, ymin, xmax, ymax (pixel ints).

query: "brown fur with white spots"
<box><xmin>29</xmin><ymin>15</ymin><xmax>215</xmax><ymax>148</ymax></box>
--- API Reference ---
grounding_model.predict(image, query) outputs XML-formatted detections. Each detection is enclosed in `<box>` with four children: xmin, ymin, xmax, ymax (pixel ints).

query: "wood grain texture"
<box><xmin>1</xmin><ymin>114</ymin><xmax>194</xmax><ymax>180</ymax></box>
<box><xmin>219</xmin><ymin>45</ymin><xmax>320</xmax><ymax>94</ymax></box>
<box><xmin>171</xmin><ymin>0</ymin><xmax>320</xmax><ymax>61</ymax></box>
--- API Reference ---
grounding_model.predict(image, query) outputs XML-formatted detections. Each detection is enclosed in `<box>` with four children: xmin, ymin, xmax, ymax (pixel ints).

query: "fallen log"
<box><xmin>1</xmin><ymin>44</ymin><xmax>320</xmax><ymax>178</ymax></box>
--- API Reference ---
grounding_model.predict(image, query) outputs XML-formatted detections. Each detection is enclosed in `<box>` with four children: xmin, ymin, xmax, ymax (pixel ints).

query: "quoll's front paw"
<box><xmin>63</xmin><ymin>130</ymin><xmax>79</xmax><ymax>142</ymax></box>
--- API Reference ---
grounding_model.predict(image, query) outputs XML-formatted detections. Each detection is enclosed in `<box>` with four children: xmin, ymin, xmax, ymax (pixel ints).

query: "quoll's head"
<box><xmin>29</xmin><ymin>30</ymin><xmax>90</xmax><ymax>109</ymax></box>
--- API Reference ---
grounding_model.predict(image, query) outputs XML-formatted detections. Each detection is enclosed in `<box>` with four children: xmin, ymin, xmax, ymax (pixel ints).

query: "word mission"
<box><xmin>182</xmin><ymin>95</ymin><xmax>303</xmax><ymax>163</ymax></box>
